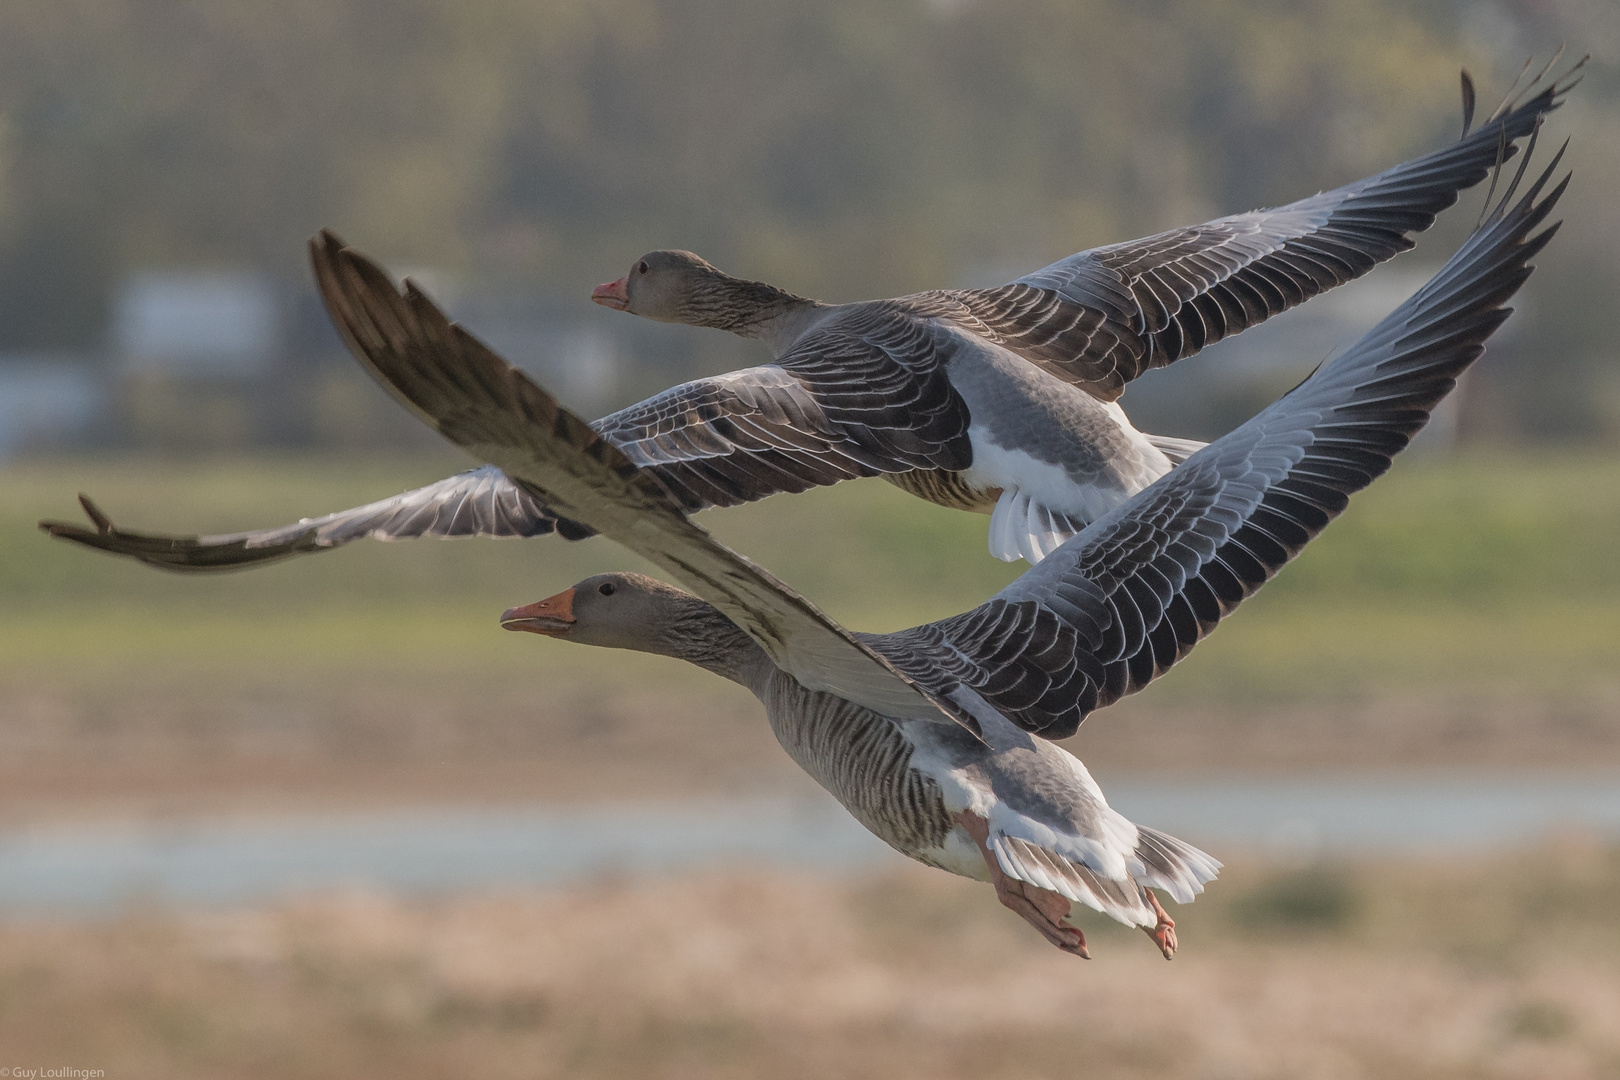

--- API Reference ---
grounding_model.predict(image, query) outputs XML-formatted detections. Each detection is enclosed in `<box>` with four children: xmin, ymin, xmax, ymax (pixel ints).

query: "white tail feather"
<box><xmin>990</xmin><ymin>826</ymin><xmax>1222</xmax><ymax>926</ymax></box>
<box><xmin>1130</xmin><ymin>826</ymin><xmax>1223</xmax><ymax>904</ymax></box>
<box><xmin>1146</xmin><ymin>433</ymin><xmax>1209</xmax><ymax>466</ymax></box>
<box><xmin>988</xmin><ymin>488</ymin><xmax>1085</xmax><ymax>564</ymax></box>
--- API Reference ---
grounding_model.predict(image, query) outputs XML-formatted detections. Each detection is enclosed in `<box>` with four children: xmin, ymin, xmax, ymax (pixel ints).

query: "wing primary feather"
<box><xmin>78</xmin><ymin>494</ymin><xmax>113</xmax><ymax>533</ymax></box>
<box><xmin>1461</xmin><ymin>69</ymin><xmax>1477</xmax><ymax>137</ymax></box>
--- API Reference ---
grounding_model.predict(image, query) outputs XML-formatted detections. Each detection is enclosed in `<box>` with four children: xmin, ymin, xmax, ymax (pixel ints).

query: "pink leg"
<box><xmin>1142</xmin><ymin>887</ymin><xmax>1177</xmax><ymax>959</ymax></box>
<box><xmin>955</xmin><ymin>811</ymin><xmax>1090</xmax><ymax>958</ymax></box>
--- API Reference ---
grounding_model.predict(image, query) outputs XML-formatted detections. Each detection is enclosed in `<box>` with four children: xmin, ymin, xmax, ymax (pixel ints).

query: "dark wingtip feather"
<box><xmin>1559</xmin><ymin>54</ymin><xmax>1590</xmax><ymax>98</ymax></box>
<box><xmin>1485</xmin><ymin>134</ymin><xmax>1567</xmax><ymax>231</ymax></box>
<box><xmin>309</xmin><ymin>229</ymin><xmax>346</xmax><ymax>276</ymax></box>
<box><xmin>1461</xmin><ymin>70</ymin><xmax>1477</xmax><ymax>137</ymax></box>
<box><xmin>1492</xmin><ymin>126</ymin><xmax>1549</xmax><ymax>220</ymax></box>
<box><xmin>77</xmin><ymin>493</ymin><xmax>113</xmax><ymax>533</ymax></box>
<box><xmin>1476</xmin><ymin>122</ymin><xmax>1517</xmax><ymax>231</ymax></box>
<box><xmin>1527</xmin><ymin>44</ymin><xmax>1567</xmax><ymax>99</ymax></box>
<box><xmin>1493</xmin><ymin>51</ymin><xmax>1586</xmax><ymax>123</ymax></box>
<box><xmin>1489</xmin><ymin>56</ymin><xmax>1536</xmax><ymax>123</ymax></box>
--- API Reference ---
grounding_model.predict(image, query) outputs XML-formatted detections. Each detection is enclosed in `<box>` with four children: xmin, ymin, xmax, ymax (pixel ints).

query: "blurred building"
<box><xmin>113</xmin><ymin>270</ymin><xmax>281</xmax><ymax>377</ymax></box>
<box><xmin>0</xmin><ymin>356</ymin><xmax>106</xmax><ymax>456</ymax></box>
<box><xmin>106</xmin><ymin>269</ymin><xmax>283</xmax><ymax>451</ymax></box>
<box><xmin>11</xmin><ymin>265</ymin><xmax>704</xmax><ymax>457</ymax></box>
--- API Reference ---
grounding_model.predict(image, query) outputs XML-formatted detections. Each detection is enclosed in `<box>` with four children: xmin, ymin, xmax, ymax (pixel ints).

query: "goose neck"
<box><xmin>684</xmin><ymin>276</ymin><xmax>819</xmax><ymax>341</ymax></box>
<box><xmin>656</xmin><ymin>600</ymin><xmax>777</xmax><ymax>695</ymax></box>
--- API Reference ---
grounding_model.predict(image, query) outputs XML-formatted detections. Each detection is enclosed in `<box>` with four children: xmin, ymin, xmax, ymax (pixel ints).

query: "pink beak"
<box><xmin>591</xmin><ymin>276</ymin><xmax>629</xmax><ymax>311</ymax></box>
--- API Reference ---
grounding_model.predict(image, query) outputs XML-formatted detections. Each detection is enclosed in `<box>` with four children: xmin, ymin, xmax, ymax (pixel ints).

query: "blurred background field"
<box><xmin>0</xmin><ymin>0</ymin><xmax>1619</xmax><ymax>452</ymax></box>
<box><xmin>4</xmin><ymin>450</ymin><xmax>1619</xmax><ymax>820</ymax></box>
<box><xmin>4</xmin><ymin>450</ymin><xmax>1620</xmax><ymax>1077</ymax></box>
<box><xmin>2</xmin><ymin>0</ymin><xmax>1619</xmax><ymax>1076</ymax></box>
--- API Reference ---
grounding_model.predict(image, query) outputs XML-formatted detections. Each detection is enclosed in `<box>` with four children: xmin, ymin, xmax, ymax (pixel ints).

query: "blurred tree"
<box><xmin>0</xmin><ymin>0</ymin><xmax>1610</xmax><ymax>438</ymax></box>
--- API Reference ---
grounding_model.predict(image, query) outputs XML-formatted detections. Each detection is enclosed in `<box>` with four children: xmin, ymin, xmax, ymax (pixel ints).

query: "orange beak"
<box><xmin>500</xmin><ymin>588</ymin><xmax>576</xmax><ymax>636</ymax></box>
<box><xmin>591</xmin><ymin>276</ymin><xmax>629</xmax><ymax>311</ymax></box>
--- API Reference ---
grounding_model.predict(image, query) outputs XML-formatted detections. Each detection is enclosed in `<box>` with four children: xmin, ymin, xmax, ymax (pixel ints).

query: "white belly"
<box><xmin>942</xmin><ymin>331</ymin><xmax>1175</xmax><ymax>562</ymax></box>
<box><xmin>962</xmin><ymin>410</ymin><xmax>1174</xmax><ymax>562</ymax></box>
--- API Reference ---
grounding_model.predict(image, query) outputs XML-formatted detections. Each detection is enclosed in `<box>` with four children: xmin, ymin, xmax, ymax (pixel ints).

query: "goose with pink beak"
<box><xmin>38</xmin><ymin>67</ymin><xmax>1579</xmax><ymax>576</ymax></box>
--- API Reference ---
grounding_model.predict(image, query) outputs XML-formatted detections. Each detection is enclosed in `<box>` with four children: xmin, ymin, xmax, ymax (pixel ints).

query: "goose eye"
<box><xmin>598</xmin><ymin>582</ymin><xmax>617</xmax><ymax>597</ymax></box>
<box><xmin>637</xmin><ymin>260</ymin><xmax>649</xmax><ymax>275</ymax></box>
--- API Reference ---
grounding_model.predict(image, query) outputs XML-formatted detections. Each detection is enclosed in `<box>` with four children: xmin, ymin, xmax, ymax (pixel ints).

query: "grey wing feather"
<box><xmin>44</xmin><ymin>296</ymin><xmax>971</xmax><ymax>574</ymax></box>
<box><xmin>38</xmin><ymin>465</ymin><xmax>560</xmax><ymax>573</ymax></box>
<box><xmin>595</xmin><ymin>311</ymin><xmax>971</xmax><ymax>512</ymax></box>
<box><xmin>872</xmin><ymin>145</ymin><xmax>1568</xmax><ymax>739</ymax></box>
<box><xmin>915</xmin><ymin>62</ymin><xmax>1577</xmax><ymax>401</ymax></box>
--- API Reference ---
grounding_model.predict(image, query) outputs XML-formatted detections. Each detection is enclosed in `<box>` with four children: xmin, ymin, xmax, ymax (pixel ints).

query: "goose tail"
<box><xmin>986</xmin><ymin>824</ymin><xmax>1221</xmax><ymax>928</ymax></box>
<box><xmin>986</xmin><ymin>488</ymin><xmax>1085</xmax><ymax>564</ymax></box>
<box><xmin>1145</xmin><ymin>433</ymin><xmax>1209</xmax><ymax>466</ymax></box>
<box><xmin>1129</xmin><ymin>824</ymin><xmax>1223</xmax><ymax>905</ymax></box>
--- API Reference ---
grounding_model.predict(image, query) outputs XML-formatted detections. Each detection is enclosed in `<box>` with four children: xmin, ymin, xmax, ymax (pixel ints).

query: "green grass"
<box><xmin>5</xmin><ymin>450</ymin><xmax>1620</xmax><ymax>702</ymax></box>
<box><xmin>1253</xmin><ymin>451</ymin><xmax>1620</xmax><ymax>603</ymax></box>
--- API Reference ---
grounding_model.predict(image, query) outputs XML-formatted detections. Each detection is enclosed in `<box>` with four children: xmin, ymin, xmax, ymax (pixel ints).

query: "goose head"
<box><xmin>592</xmin><ymin>251</ymin><xmax>812</xmax><ymax>335</ymax></box>
<box><xmin>591</xmin><ymin>250</ymin><xmax>727</xmax><ymax>322</ymax></box>
<box><xmin>501</xmin><ymin>571</ymin><xmax>771</xmax><ymax>686</ymax></box>
<box><xmin>502</xmin><ymin>571</ymin><xmax>694</xmax><ymax>649</ymax></box>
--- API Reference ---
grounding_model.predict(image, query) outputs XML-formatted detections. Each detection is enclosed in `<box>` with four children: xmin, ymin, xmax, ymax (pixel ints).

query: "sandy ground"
<box><xmin>2</xmin><ymin>846</ymin><xmax>1618</xmax><ymax>1080</ymax></box>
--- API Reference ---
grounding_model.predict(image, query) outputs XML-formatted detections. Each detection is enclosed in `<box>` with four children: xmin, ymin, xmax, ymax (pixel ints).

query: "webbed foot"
<box><xmin>956</xmin><ymin>810</ymin><xmax>1089</xmax><ymax>958</ymax></box>
<box><xmin>1142</xmin><ymin>887</ymin><xmax>1176</xmax><ymax>959</ymax></box>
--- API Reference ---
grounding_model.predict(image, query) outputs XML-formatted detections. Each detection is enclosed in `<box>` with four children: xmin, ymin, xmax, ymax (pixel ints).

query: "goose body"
<box><xmin>502</xmin><ymin>572</ymin><xmax>1216</xmax><ymax>949</ymax></box>
<box><xmin>760</xmin><ymin>675</ymin><xmax>1218</xmax><ymax>928</ymax></box>
<box><xmin>43</xmin><ymin>67</ymin><xmax>1578</xmax><ymax>573</ymax></box>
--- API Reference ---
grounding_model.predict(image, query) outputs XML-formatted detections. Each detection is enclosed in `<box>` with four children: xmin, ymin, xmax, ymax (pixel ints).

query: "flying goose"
<box><xmin>61</xmin><ymin>148</ymin><xmax>1556</xmax><ymax>956</ymax></box>
<box><xmin>42</xmin><ymin>65</ymin><xmax>1578</xmax><ymax>573</ymax></box>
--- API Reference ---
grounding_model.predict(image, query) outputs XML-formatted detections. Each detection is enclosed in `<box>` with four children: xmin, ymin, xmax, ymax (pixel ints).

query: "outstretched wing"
<box><xmin>913</xmin><ymin>61</ymin><xmax>1579</xmax><ymax>401</ymax></box>
<box><xmin>873</xmin><ymin>144</ymin><xmax>1567</xmax><ymax>739</ymax></box>
<box><xmin>43</xmin><ymin>250</ymin><xmax>971</xmax><ymax>573</ymax></box>
<box><xmin>303</xmin><ymin>230</ymin><xmax>986</xmax><ymax>739</ymax></box>
<box><xmin>39</xmin><ymin>465</ymin><xmax>567</xmax><ymax>572</ymax></box>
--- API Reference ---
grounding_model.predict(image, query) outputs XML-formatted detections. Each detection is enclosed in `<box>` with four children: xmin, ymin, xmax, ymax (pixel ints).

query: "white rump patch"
<box><xmin>987</xmin><ymin>488</ymin><xmax>1083</xmax><ymax>564</ymax></box>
